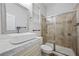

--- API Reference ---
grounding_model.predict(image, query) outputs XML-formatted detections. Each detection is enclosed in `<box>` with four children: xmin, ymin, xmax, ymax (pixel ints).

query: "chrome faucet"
<box><xmin>16</xmin><ymin>26</ymin><xmax>26</xmax><ymax>33</ymax></box>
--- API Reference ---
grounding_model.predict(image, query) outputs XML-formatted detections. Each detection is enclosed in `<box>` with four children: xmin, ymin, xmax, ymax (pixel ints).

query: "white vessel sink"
<box><xmin>9</xmin><ymin>32</ymin><xmax>37</xmax><ymax>45</ymax></box>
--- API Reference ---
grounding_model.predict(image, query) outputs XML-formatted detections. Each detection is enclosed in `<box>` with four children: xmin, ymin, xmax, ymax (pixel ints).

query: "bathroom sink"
<box><xmin>9</xmin><ymin>32</ymin><xmax>37</xmax><ymax>45</ymax></box>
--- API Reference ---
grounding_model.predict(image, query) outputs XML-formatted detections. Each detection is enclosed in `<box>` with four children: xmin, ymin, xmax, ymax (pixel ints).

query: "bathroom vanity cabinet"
<box><xmin>0</xmin><ymin>37</ymin><xmax>42</xmax><ymax>56</ymax></box>
<box><xmin>14</xmin><ymin>42</ymin><xmax>41</xmax><ymax>56</ymax></box>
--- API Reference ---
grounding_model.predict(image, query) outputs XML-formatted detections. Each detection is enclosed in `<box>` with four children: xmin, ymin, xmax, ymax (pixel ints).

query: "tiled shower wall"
<box><xmin>56</xmin><ymin>12</ymin><xmax>76</xmax><ymax>53</ymax></box>
<box><xmin>46</xmin><ymin>11</ymin><xmax>76</xmax><ymax>50</ymax></box>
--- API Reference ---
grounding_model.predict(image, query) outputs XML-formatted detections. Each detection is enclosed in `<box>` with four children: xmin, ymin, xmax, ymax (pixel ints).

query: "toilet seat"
<box><xmin>41</xmin><ymin>45</ymin><xmax>53</xmax><ymax>54</ymax></box>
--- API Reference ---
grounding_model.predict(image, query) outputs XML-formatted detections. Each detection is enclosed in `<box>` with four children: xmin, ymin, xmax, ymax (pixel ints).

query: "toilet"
<box><xmin>41</xmin><ymin>43</ymin><xmax>53</xmax><ymax>55</ymax></box>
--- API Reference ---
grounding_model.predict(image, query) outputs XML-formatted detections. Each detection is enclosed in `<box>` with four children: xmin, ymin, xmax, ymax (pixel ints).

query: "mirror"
<box><xmin>5</xmin><ymin>3</ymin><xmax>31</xmax><ymax>33</ymax></box>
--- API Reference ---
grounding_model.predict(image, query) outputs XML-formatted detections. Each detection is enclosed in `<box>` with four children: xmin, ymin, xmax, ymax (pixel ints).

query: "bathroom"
<box><xmin>0</xmin><ymin>3</ymin><xmax>79</xmax><ymax>56</ymax></box>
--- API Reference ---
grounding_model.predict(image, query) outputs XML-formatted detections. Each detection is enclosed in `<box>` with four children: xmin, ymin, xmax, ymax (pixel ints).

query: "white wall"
<box><xmin>29</xmin><ymin>3</ymin><xmax>46</xmax><ymax>36</ymax></box>
<box><xmin>40</xmin><ymin>4</ymin><xmax>46</xmax><ymax>16</ymax></box>
<box><xmin>46</xmin><ymin>3</ymin><xmax>76</xmax><ymax>17</ymax></box>
<box><xmin>29</xmin><ymin>3</ymin><xmax>41</xmax><ymax>35</ymax></box>
<box><xmin>0</xmin><ymin>4</ymin><xmax>2</xmax><ymax>33</ymax></box>
<box><xmin>20</xmin><ymin>3</ymin><xmax>32</xmax><ymax>16</ymax></box>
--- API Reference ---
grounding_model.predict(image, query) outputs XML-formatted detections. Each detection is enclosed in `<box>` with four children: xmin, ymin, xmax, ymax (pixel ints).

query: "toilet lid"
<box><xmin>41</xmin><ymin>45</ymin><xmax>53</xmax><ymax>51</ymax></box>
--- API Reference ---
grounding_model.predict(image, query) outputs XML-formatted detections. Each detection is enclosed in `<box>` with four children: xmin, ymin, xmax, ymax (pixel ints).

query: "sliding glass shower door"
<box><xmin>55</xmin><ymin>11</ymin><xmax>77</xmax><ymax>55</ymax></box>
<box><xmin>45</xmin><ymin>11</ymin><xmax>77</xmax><ymax>55</ymax></box>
